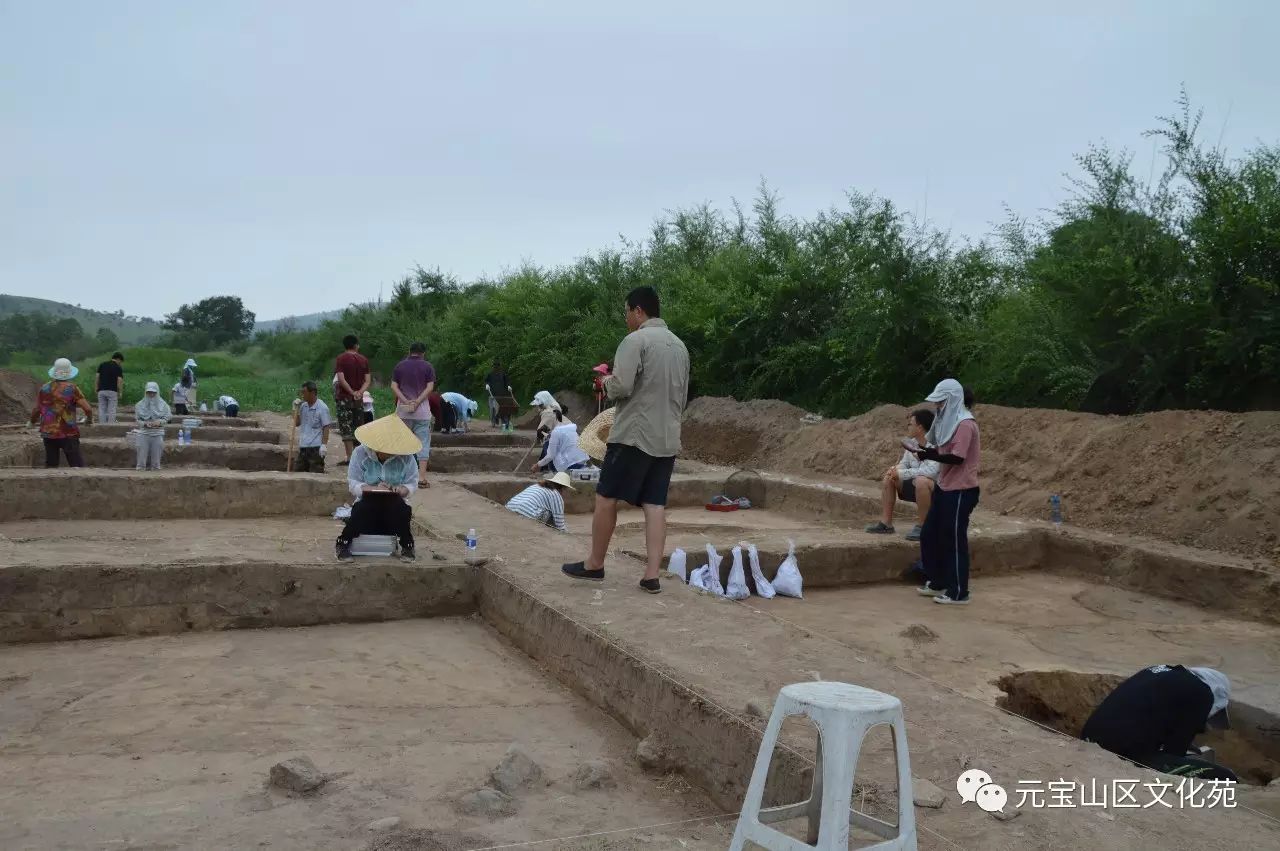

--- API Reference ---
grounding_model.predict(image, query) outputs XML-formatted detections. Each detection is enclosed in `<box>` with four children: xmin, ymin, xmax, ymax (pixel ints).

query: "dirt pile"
<box><xmin>681</xmin><ymin>396</ymin><xmax>1280</xmax><ymax>559</ymax></box>
<box><xmin>0</xmin><ymin>369</ymin><xmax>39</xmax><ymax>424</ymax></box>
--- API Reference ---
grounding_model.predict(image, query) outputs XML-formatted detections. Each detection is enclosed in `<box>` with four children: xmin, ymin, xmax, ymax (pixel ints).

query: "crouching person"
<box><xmin>336</xmin><ymin>415</ymin><xmax>421</xmax><ymax>563</ymax></box>
<box><xmin>135</xmin><ymin>381</ymin><xmax>170</xmax><ymax>470</ymax></box>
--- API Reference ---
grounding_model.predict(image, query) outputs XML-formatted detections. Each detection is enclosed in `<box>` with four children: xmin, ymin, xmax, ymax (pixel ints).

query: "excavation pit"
<box><xmin>996</xmin><ymin>670</ymin><xmax>1280</xmax><ymax>786</ymax></box>
<box><xmin>0</xmin><ymin>619</ymin><xmax>730</xmax><ymax>848</ymax></box>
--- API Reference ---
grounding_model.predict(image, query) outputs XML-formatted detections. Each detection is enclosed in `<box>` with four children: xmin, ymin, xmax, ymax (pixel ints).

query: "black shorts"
<box><xmin>597</xmin><ymin>443</ymin><xmax>676</xmax><ymax>507</ymax></box>
<box><xmin>898</xmin><ymin>478</ymin><xmax>917</xmax><ymax>503</ymax></box>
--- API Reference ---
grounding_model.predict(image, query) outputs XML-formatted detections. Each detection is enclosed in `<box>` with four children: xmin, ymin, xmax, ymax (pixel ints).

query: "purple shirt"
<box><xmin>392</xmin><ymin>355</ymin><xmax>436</xmax><ymax>421</ymax></box>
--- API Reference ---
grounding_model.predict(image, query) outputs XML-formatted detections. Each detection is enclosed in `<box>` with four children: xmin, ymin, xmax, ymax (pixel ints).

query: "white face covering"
<box><xmin>924</xmin><ymin>378</ymin><xmax>974</xmax><ymax>446</ymax></box>
<box><xmin>1189</xmin><ymin>667</ymin><xmax>1231</xmax><ymax>724</ymax></box>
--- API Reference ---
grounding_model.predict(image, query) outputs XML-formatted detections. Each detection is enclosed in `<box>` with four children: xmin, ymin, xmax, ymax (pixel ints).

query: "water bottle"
<box><xmin>177</xmin><ymin>428</ymin><xmax>186</xmax><ymax>447</ymax></box>
<box><xmin>1050</xmin><ymin>494</ymin><xmax>1063</xmax><ymax>528</ymax></box>
<box><xmin>465</xmin><ymin>528</ymin><xmax>478</xmax><ymax>561</ymax></box>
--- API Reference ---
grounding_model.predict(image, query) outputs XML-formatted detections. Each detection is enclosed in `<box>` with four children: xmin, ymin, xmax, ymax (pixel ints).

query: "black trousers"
<box><xmin>921</xmin><ymin>486</ymin><xmax>980</xmax><ymax>598</ymax></box>
<box><xmin>43</xmin><ymin>437</ymin><xmax>85</xmax><ymax>468</ymax></box>
<box><xmin>338</xmin><ymin>494</ymin><xmax>414</xmax><ymax>547</ymax></box>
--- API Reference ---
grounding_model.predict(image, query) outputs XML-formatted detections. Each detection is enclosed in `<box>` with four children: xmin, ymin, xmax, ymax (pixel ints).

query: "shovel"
<box><xmin>512</xmin><ymin>435</ymin><xmax>541</xmax><ymax>473</ymax></box>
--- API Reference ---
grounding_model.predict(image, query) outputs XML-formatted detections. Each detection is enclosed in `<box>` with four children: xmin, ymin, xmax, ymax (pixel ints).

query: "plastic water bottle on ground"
<box><xmin>1050</xmin><ymin>494</ymin><xmax>1063</xmax><ymax>528</ymax></box>
<box><xmin>465</xmin><ymin>528</ymin><xmax>479</xmax><ymax>563</ymax></box>
<box><xmin>177</xmin><ymin>428</ymin><xmax>186</xmax><ymax>447</ymax></box>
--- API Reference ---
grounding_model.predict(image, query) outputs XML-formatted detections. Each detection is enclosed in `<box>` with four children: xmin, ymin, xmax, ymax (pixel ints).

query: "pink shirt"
<box><xmin>938</xmin><ymin>419</ymin><xmax>980</xmax><ymax>491</ymax></box>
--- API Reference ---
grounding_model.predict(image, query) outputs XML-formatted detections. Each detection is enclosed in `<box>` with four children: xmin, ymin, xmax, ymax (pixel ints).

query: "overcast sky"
<box><xmin>2</xmin><ymin>1</ymin><xmax>1277</xmax><ymax>321</ymax></box>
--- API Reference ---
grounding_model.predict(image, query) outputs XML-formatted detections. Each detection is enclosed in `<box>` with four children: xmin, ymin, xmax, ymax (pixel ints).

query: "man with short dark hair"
<box><xmin>865</xmin><ymin>408</ymin><xmax>939</xmax><ymax>541</ymax></box>
<box><xmin>95</xmin><ymin>352</ymin><xmax>125</xmax><ymax>424</ymax></box>
<box><xmin>292</xmin><ymin>381</ymin><xmax>332</xmax><ymax>473</ymax></box>
<box><xmin>334</xmin><ymin>334</ymin><xmax>370</xmax><ymax>465</ymax></box>
<box><xmin>391</xmin><ymin>342</ymin><xmax>436</xmax><ymax>486</ymax></box>
<box><xmin>562</xmin><ymin>286</ymin><xmax>689</xmax><ymax>594</ymax></box>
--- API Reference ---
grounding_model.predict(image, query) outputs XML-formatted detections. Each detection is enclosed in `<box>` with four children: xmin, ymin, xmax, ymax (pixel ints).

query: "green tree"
<box><xmin>95</xmin><ymin>327</ymin><xmax>120</xmax><ymax>352</ymax></box>
<box><xmin>163</xmin><ymin>296</ymin><xmax>256</xmax><ymax>347</ymax></box>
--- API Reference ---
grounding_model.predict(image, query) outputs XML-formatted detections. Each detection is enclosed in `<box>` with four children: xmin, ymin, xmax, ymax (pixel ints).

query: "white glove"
<box><xmin>319</xmin><ymin>445</ymin><xmax>327</xmax><ymax>458</ymax></box>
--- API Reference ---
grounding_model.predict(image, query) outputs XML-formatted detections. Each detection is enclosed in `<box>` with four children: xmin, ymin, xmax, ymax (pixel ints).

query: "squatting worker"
<box><xmin>913</xmin><ymin>378</ymin><xmax>980</xmax><ymax>605</ymax></box>
<box><xmin>292</xmin><ymin>381</ymin><xmax>333</xmax><ymax>473</ymax></box>
<box><xmin>562</xmin><ymin>286</ymin><xmax>689</xmax><ymax>594</ymax></box>
<box><xmin>334</xmin><ymin>334</ymin><xmax>371</xmax><ymax>466</ymax></box>
<box><xmin>534</xmin><ymin>417</ymin><xmax>590</xmax><ymax>474</ymax></box>
<box><xmin>215</xmin><ymin>395</ymin><xmax>239</xmax><ymax>418</ymax></box>
<box><xmin>30</xmin><ymin>357</ymin><xmax>93</xmax><ymax>468</ymax></box>
<box><xmin>391</xmin><ymin>342</ymin><xmax>436</xmax><ymax>486</ymax></box>
<box><xmin>134</xmin><ymin>381</ymin><xmax>171</xmax><ymax>471</ymax></box>
<box><xmin>336</xmin><ymin>415</ymin><xmax>421</xmax><ymax>563</ymax></box>
<box><xmin>95</xmin><ymin>351</ymin><xmax>124</xmax><ymax>424</ymax></box>
<box><xmin>505</xmin><ymin>472</ymin><xmax>574</xmax><ymax>532</ymax></box>
<box><xmin>1082</xmin><ymin>665</ymin><xmax>1237</xmax><ymax>781</ymax></box>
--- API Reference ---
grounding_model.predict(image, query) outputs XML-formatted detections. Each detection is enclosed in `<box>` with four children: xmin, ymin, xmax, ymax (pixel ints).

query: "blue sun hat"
<box><xmin>48</xmin><ymin>357</ymin><xmax>79</xmax><ymax>380</ymax></box>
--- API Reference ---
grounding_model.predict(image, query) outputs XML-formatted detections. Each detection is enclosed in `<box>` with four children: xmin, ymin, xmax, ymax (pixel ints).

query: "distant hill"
<box><xmin>0</xmin><ymin>294</ymin><xmax>164</xmax><ymax>344</ymax></box>
<box><xmin>255</xmin><ymin>310</ymin><xmax>344</xmax><ymax>333</ymax></box>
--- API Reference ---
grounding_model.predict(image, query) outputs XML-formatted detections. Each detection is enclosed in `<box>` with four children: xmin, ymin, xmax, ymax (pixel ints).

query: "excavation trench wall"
<box><xmin>0</xmin><ymin>470</ymin><xmax>346</xmax><ymax>521</ymax></box>
<box><xmin>0</xmin><ymin>561</ymin><xmax>477</xmax><ymax>643</ymax></box>
<box><xmin>476</xmin><ymin>566</ymin><xmax>813</xmax><ymax>810</ymax></box>
<box><xmin>8</xmin><ymin>439</ymin><xmax>288</xmax><ymax>471</ymax></box>
<box><xmin>88</xmin><ymin>424</ymin><xmax>283</xmax><ymax>444</ymax></box>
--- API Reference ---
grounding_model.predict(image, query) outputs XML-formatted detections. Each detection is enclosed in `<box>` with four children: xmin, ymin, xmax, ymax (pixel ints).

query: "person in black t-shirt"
<box><xmin>94</xmin><ymin>352</ymin><xmax>125</xmax><ymax>423</ymax></box>
<box><xmin>1081</xmin><ymin>664</ymin><xmax>1236</xmax><ymax>780</ymax></box>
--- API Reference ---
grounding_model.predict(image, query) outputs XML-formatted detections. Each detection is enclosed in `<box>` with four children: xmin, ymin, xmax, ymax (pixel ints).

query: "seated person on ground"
<box><xmin>865</xmin><ymin>407</ymin><xmax>940</xmax><ymax>541</ymax></box>
<box><xmin>533</xmin><ymin>419</ymin><xmax>590</xmax><ymax>474</ymax></box>
<box><xmin>1082</xmin><ymin>664</ymin><xmax>1236</xmax><ymax>781</ymax></box>
<box><xmin>441</xmin><ymin>391</ymin><xmax>478</xmax><ymax>433</ymax></box>
<box><xmin>215</xmin><ymin>395</ymin><xmax>239</xmax><ymax>417</ymax></box>
<box><xmin>337</xmin><ymin>415</ymin><xmax>421</xmax><ymax>562</ymax></box>
<box><xmin>505</xmin><ymin>472</ymin><xmax>574</xmax><ymax>532</ymax></box>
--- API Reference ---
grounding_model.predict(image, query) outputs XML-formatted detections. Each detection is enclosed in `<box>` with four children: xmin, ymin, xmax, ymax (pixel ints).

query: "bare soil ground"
<box><xmin>0</xmin><ymin>619</ymin><xmax>731</xmax><ymax>850</ymax></box>
<box><xmin>681</xmin><ymin>396</ymin><xmax>1280</xmax><ymax>560</ymax></box>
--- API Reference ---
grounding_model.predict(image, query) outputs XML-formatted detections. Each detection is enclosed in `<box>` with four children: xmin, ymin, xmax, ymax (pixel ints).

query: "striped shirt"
<box><xmin>505</xmin><ymin>484</ymin><xmax>567</xmax><ymax>532</ymax></box>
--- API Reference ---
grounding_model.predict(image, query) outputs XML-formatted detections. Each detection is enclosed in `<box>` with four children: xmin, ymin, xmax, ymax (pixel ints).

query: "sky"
<box><xmin>2</xmin><ymin>1</ymin><xmax>1278</xmax><ymax>321</ymax></box>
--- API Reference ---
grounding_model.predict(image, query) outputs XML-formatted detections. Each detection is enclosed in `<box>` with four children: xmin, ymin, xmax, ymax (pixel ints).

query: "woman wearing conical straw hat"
<box><xmin>336</xmin><ymin>415</ymin><xmax>422</xmax><ymax>563</ymax></box>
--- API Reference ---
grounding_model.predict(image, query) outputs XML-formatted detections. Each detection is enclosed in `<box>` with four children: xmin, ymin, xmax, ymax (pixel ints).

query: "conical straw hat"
<box><xmin>578</xmin><ymin>407</ymin><xmax>615</xmax><ymax>462</ymax></box>
<box><xmin>354</xmin><ymin>414</ymin><xmax>423</xmax><ymax>456</ymax></box>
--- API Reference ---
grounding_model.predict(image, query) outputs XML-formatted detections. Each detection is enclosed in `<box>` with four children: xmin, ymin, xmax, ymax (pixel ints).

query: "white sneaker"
<box><xmin>933</xmin><ymin>593</ymin><xmax>970</xmax><ymax>606</ymax></box>
<box><xmin>916</xmin><ymin>583</ymin><xmax>939</xmax><ymax>596</ymax></box>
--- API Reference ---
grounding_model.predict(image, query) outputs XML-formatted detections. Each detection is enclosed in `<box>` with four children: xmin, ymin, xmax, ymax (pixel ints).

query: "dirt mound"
<box><xmin>681</xmin><ymin>396</ymin><xmax>1280</xmax><ymax>559</ymax></box>
<box><xmin>0</xmin><ymin>369</ymin><xmax>40</xmax><ymax>424</ymax></box>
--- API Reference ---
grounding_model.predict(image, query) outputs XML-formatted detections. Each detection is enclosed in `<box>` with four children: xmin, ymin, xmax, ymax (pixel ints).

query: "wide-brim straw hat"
<box><xmin>545</xmin><ymin>471</ymin><xmax>575</xmax><ymax>490</ymax></box>
<box><xmin>354</xmin><ymin>414</ymin><xmax>423</xmax><ymax>456</ymax></box>
<box><xmin>578</xmin><ymin>407</ymin><xmax>615</xmax><ymax>461</ymax></box>
<box><xmin>48</xmin><ymin>357</ymin><xmax>78</xmax><ymax>380</ymax></box>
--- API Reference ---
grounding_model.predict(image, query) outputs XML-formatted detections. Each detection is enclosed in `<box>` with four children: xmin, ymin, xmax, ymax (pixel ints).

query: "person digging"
<box><xmin>1082</xmin><ymin>664</ymin><xmax>1237</xmax><ymax>781</ymax></box>
<box><xmin>336</xmin><ymin>414</ymin><xmax>422</xmax><ymax>563</ymax></box>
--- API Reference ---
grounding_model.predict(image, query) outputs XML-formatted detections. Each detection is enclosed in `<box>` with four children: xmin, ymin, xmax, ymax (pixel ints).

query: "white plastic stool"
<box><xmin>730</xmin><ymin>682</ymin><xmax>917</xmax><ymax>851</ymax></box>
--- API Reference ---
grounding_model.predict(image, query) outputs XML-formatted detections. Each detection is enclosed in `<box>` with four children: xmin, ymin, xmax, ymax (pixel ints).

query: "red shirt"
<box><xmin>427</xmin><ymin>392</ymin><xmax>443</xmax><ymax>422</ymax></box>
<box><xmin>938</xmin><ymin>419</ymin><xmax>980</xmax><ymax>491</ymax></box>
<box><xmin>334</xmin><ymin>351</ymin><xmax>369</xmax><ymax>401</ymax></box>
<box><xmin>34</xmin><ymin>381</ymin><xmax>86</xmax><ymax>439</ymax></box>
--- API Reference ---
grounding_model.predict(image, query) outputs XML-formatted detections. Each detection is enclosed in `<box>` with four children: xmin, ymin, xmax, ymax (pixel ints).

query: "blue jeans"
<box><xmin>921</xmin><ymin>486</ymin><xmax>980</xmax><ymax>599</ymax></box>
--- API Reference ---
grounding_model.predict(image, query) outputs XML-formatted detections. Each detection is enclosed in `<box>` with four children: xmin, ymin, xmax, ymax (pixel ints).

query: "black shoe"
<box><xmin>337</xmin><ymin>459</ymin><xmax>350</xmax><ymax>467</ymax></box>
<box><xmin>399</xmin><ymin>544</ymin><xmax>416</xmax><ymax>562</ymax></box>
<box><xmin>562</xmin><ymin>562</ymin><xmax>605</xmax><ymax>581</ymax></box>
<box><xmin>336</xmin><ymin>542</ymin><xmax>354</xmax><ymax>562</ymax></box>
<box><xmin>639</xmin><ymin>578</ymin><xmax>662</xmax><ymax>594</ymax></box>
